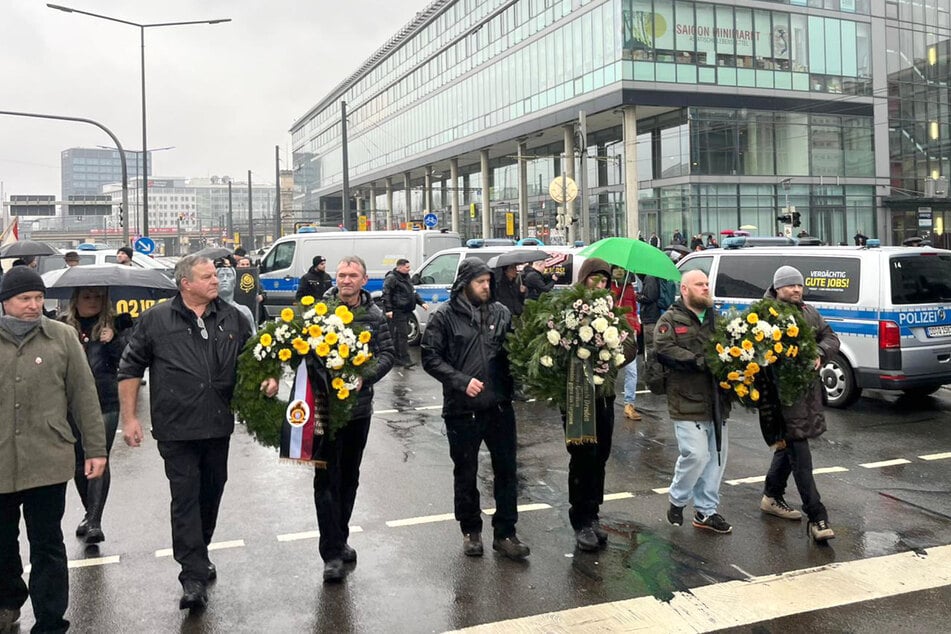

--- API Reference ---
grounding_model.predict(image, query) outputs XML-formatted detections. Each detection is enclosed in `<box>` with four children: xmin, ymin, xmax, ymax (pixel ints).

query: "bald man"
<box><xmin>653</xmin><ymin>270</ymin><xmax>733</xmax><ymax>535</ymax></box>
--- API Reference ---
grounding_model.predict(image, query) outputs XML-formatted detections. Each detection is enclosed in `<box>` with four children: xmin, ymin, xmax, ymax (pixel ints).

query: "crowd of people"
<box><xmin>0</xmin><ymin>244</ymin><xmax>839</xmax><ymax>632</ymax></box>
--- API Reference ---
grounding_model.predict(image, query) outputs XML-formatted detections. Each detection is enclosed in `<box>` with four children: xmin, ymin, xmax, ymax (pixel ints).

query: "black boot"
<box><xmin>83</xmin><ymin>464</ymin><xmax>111</xmax><ymax>544</ymax></box>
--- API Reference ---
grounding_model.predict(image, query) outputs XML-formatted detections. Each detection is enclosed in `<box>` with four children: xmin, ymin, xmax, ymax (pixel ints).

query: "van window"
<box><xmin>680</xmin><ymin>255</ymin><xmax>713</xmax><ymax>276</ymax></box>
<box><xmin>424</xmin><ymin>234</ymin><xmax>463</xmax><ymax>259</ymax></box>
<box><xmin>715</xmin><ymin>255</ymin><xmax>861</xmax><ymax>303</ymax></box>
<box><xmin>261</xmin><ymin>241</ymin><xmax>295</xmax><ymax>273</ymax></box>
<box><xmin>890</xmin><ymin>254</ymin><xmax>951</xmax><ymax>304</ymax></box>
<box><xmin>417</xmin><ymin>253</ymin><xmax>461</xmax><ymax>285</ymax></box>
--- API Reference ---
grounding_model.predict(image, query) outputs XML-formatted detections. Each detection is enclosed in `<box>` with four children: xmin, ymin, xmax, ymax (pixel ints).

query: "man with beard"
<box><xmin>759</xmin><ymin>266</ymin><xmax>840</xmax><ymax>543</ymax></box>
<box><xmin>421</xmin><ymin>258</ymin><xmax>530</xmax><ymax>561</ymax></box>
<box><xmin>655</xmin><ymin>269</ymin><xmax>733</xmax><ymax>534</ymax></box>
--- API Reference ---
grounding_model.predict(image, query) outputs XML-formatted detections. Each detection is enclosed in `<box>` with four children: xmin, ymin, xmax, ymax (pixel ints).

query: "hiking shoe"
<box><xmin>591</xmin><ymin>520</ymin><xmax>608</xmax><ymax>546</ymax></box>
<box><xmin>462</xmin><ymin>532</ymin><xmax>483</xmax><ymax>557</ymax></box>
<box><xmin>692</xmin><ymin>512</ymin><xmax>732</xmax><ymax>534</ymax></box>
<box><xmin>808</xmin><ymin>520</ymin><xmax>835</xmax><ymax>542</ymax></box>
<box><xmin>492</xmin><ymin>535</ymin><xmax>530</xmax><ymax>560</ymax></box>
<box><xmin>574</xmin><ymin>526</ymin><xmax>599</xmax><ymax>552</ymax></box>
<box><xmin>667</xmin><ymin>503</ymin><xmax>684</xmax><ymax>527</ymax></box>
<box><xmin>760</xmin><ymin>495</ymin><xmax>802</xmax><ymax>520</ymax></box>
<box><xmin>623</xmin><ymin>403</ymin><xmax>642</xmax><ymax>421</ymax></box>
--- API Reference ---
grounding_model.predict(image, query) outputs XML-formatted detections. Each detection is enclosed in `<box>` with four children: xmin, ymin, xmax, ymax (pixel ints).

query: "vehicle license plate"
<box><xmin>927</xmin><ymin>325</ymin><xmax>951</xmax><ymax>337</ymax></box>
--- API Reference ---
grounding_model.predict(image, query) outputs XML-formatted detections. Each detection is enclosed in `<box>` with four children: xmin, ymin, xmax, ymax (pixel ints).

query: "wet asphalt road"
<box><xmin>9</xmin><ymin>352</ymin><xmax>951</xmax><ymax>633</ymax></box>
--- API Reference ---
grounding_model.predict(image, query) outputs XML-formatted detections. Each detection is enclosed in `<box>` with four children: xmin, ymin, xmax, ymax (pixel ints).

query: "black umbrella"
<box><xmin>0</xmin><ymin>240</ymin><xmax>58</xmax><ymax>258</ymax></box>
<box><xmin>486</xmin><ymin>249</ymin><xmax>550</xmax><ymax>269</ymax></box>
<box><xmin>663</xmin><ymin>244</ymin><xmax>690</xmax><ymax>255</ymax></box>
<box><xmin>41</xmin><ymin>263</ymin><xmax>179</xmax><ymax>300</ymax></box>
<box><xmin>194</xmin><ymin>247</ymin><xmax>233</xmax><ymax>261</ymax></box>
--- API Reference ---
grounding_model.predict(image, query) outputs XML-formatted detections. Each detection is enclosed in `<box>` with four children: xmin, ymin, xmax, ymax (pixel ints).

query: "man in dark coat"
<box><xmin>118</xmin><ymin>255</ymin><xmax>252</xmax><ymax>610</ymax></box>
<box><xmin>296</xmin><ymin>255</ymin><xmax>333</xmax><ymax>302</ymax></box>
<box><xmin>521</xmin><ymin>259</ymin><xmax>559</xmax><ymax>301</ymax></box>
<box><xmin>382</xmin><ymin>258</ymin><xmax>428</xmax><ymax>367</ymax></box>
<box><xmin>655</xmin><ymin>269</ymin><xmax>733</xmax><ymax>534</ymax></box>
<box><xmin>421</xmin><ymin>258</ymin><xmax>530</xmax><ymax>561</ymax></box>
<box><xmin>760</xmin><ymin>265</ymin><xmax>840</xmax><ymax>543</ymax></box>
<box><xmin>494</xmin><ymin>264</ymin><xmax>525</xmax><ymax>318</ymax></box>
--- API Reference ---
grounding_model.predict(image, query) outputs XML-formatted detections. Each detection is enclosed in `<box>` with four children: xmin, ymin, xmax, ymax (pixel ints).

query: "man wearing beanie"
<box><xmin>759</xmin><ymin>265</ymin><xmax>841</xmax><ymax>543</ymax></box>
<box><xmin>296</xmin><ymin>255</ymin><xmax>333</xmax><ymax>302</ymax></box>
<box><xmin>116</xmin><ymin>246</ymin><xmax>134</xmax><ymax>266</ymax></box>
<box><xmin>0</xmin><ymin>267</ymin><xmax>107</xmax><ymax>633</ymax></box>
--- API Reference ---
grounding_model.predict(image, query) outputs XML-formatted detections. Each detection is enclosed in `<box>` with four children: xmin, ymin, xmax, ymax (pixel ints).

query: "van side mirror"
<box><xmin>411</xmin><ymin>273</ymin><xmax>421</xmax><ymax>285</ymax></box>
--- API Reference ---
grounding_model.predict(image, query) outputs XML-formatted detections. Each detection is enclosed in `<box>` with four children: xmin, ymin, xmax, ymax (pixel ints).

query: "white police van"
<box><xmin>678</xmin><ymin>244</ymin><xmax>951</xmax><ymax>407</ymax></box>
<box><xmin>257</xmin><ymin>229</ymin><xmax>462</xmax><ymax>318</ymax></box>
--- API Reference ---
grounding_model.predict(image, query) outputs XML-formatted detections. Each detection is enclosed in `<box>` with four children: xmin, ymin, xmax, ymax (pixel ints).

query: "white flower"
<box><xmin>718</xmin><ymin>351</ymin><xmax>731</xmax><ymax>362</ymax></box>
<box><xmin>599</xmin><ymin>349</ymin><xmax>612</xmax><ymax>361</ymax></box>
<box><xmin>578</xmin><ymin>326</ymin><xmax>594</xmax><ymax>343</ymax></box>
<box><xmin>565</xmin><ymin>314</ymin><xmax>579</xmax><ymax>329</ymax></box>
<box><xmin>576</xmin><ymin>347</ymin><xmax>591</xmax><ymax>360</ymax></box>
<box><xmin>540</xmin><ymin>355</ymin><xmax>554</xmax><ymax>368</ymax></box>
<box><xmin>546</xmin><ymin>330</ymin><xmax>561</xmax><ymax>346</ymax></box>
<box><xmin>603</xmin><ymin>327</ymin><xmax>620</xmax><ymax>345</ymax></box>
<box><xmin>614</xmin><ymin>353</ymin><xmax>626</xmax><ymax>366</ymax></box>
<box><xmin>593</xmin><ymin>376</ymin><xmax>605</xmax><ymax>386</ymax></box>
<box><xmin>592</xmin><ymin>317</ymin><xmax>609</xmax><ymax>333</ymax></box>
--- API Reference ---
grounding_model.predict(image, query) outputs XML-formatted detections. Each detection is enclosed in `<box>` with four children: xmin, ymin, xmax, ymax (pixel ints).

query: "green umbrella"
<box><xmin>577</xmin><ymin>237</ymin><xmax>681</xmax><ymax>281</ymax></box>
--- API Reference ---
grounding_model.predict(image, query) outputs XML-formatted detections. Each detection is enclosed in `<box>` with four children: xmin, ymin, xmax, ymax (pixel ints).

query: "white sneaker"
<box><xmin>760</xmin><ymin>495</ymin><xmax>802</xmax><ymax>520</ymax></box>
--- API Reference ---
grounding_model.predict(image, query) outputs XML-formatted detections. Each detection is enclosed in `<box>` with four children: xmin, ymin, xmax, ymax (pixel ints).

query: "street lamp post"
<box><xmin>47</xmin><ymin>4</ymin><xmax>230</xmax><ymax>238</ymax></box>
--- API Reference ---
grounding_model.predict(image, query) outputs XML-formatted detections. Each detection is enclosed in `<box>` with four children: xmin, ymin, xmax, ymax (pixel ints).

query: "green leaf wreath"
<box><xmin>706</xmin><ymin>298</ymin><xmax>819</xmax><ymax>408</ymax></box>
<box><xmin>232</xmin><ymin>298</ymin><xmax>377</xmax><ymax>448</ymax></box>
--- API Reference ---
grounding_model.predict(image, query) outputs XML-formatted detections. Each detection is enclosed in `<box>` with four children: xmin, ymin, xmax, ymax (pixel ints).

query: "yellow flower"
<box><xmin>735</xmin><ymin>384</ymin><xmax>749</xmax><ymax>397</ymax></box>
<box><xmin>308</xmin><ymin>324</ymin><xmax>323</xmax><ymax>338</ymax></box>
<box><xmin>764</xmin><ymin>350</ymin><xmax>777</xmax><ymax>364</ymax></box>
<box><xmin>768</xmin><ymin>307</ymin><xmax>779</xmax><ymax>317</ymax></box>
<box><xmin>751</xmin><ymin>388</ymin><xmax>760</xmax><ymax>401</ymax></box>
<box><xmin>787</xmin><ymin>325</ymin><xmax>800</xmax><ymax>338</ymax></box>
<box><xmin>729</xmin><ymin>346</ymin><xmax>742</xmax><ymax>358</ymax></box>
<box><xmin>353</xmin><ymin>353</ymin><xmax>366</xmax><ymax>366</ymax></box>
<box><xmin>727</xmin><ymin>371</ymin><xmax>741</xmax><ymax>381</ymax></box>
<box><xmin>774</xmin><ymin>342</ymin><xmax>783</xmax><ymax>354</ymax></box>
<box><xmin>278</xmin><ymin>348</ymin><xmax>292</xmax><ymax>362</ymax></box>
<box><xmin>754</xmin><ymin>331</ymin><xmax>765</xmax><ymax>342</ymax></box>
<box><xmin>715</xmin><ymin>343</ymin><xmax>725</xmax><ymax>354</ymax></box>
<box><xmin>325</xmin><ymin>331</ymin><xmax>339</xmax><ymax>345</ymax></box>
<box><xmin>741</xmin><ymin>339</ymin><xmax>754</xmax><ymax>351</ymax></box>
<box><xmin>747</xmin><ymin>313</ymin><xmax>759</xmax><ymax>324</ymax></box>
<box><xmin>335</xmin><ymin>305</ymin><xmax>354</xmax><ymax>325</ymax></box>
<box><xmin>300</xmin><ymin>295</ymin><xmax>315</xmax><ymax>306</ymax></box>
<box><xmin>281</xmin><ymin>308</ymin><xmax>295</xmax><ymax>323</ymax></box>
<box><xmin>316</xmin><ymin>343</ymin><xmax>330</xmax><ymax>357</ymax></box>
<box><xmin>719</xmin><ymin>381</ymin><xmax>731</xmax><ymax>389</ymax></box>
<box><xmin>358</xmin><ymin>331</ymin><xmax>371</xmax><ymax>344</ymax></box>
<box><xmin>331</xmin><ymin>377</ymin><xmax>345</xmax><ymax>390</ymax></box>
<box><xmin>786</xmin><ymin>345</ymin><xmax>798</xmax><ymax>358</ymax></box>
<box><xmin>338</xmin><ymin>344</ymin><xmax>350</xmax><ymax>359</ymax></box>
<box><xmin>746</xmin><ymin>362</ymin><xmax>760</xmax><ymax>374</ymax></box>
<box><xmin>315</xmin><ymin>302</ymin><xmax>328</xmax><ymax>316</ymax></box>
<box><xmin>292</xmin><ymin>338</ymin><xmax>310</xmax><ymax>355</ymax></box>
<box><xmin>772</xmin><ymin>329</ymin><xmax>783</xmax><ymax>341</ymax></box>
<box><xmin>336</xmin><ymin>388</ymin><xmax>350</xmax><ymax>400</ymax></box>
<box><xmin>259</xmin><ymin>333</ymin><xmax>273</xmax><ymax>348</ymax></box>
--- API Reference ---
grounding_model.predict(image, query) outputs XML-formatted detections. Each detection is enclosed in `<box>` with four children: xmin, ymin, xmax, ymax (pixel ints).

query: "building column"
<box><xmin>563</xmin><ymin>124</ymin><xmax>576</xmax><ymax>243</ymax></box>
<box><xmin>517</xmin><ymin>141</ymin><xmax>529</xmax><ymax>239</ymax></box>
<box><xmin>369</xmin><ymin>183</ymin><xmax>377</xmax><ymax>230</ymax></box>
<box><xmin>403</xmin><ymin>171</ymin><xmax>412</xmax><ymax>228</ymax></box>
<box><xmin>424</xmin><ymin>167</ymin><xmax>433</xmax><ymax>214</ymax></box>
<box><xmin>450</xmin><ymin>158</ymin><xmax>460</xmax><ymax>234</ymax></box>
<box><xmin>622</xmin><ymin>106</ymin><xmax>640</xmax><ymax>240</ymax></box>
<box><xmin>480</xmin><ymin>150</ymin><xmax>492</xmax><ymax>239</ymax></box>
<box><xmin>385</xmin><ymin>177</ymin><xmax>394</xmax><ymax>231</ymax></box>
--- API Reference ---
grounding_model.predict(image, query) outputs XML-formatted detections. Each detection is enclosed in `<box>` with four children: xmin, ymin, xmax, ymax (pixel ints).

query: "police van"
<box><xmin>257</xmin><ymin>229</ymin><xmax>462</xmax><ymax>318</ymax></box>
<box><xmin>677</xmin><ymin>244</ymin><xmax>951</xmax><ymax>407</ymax></box>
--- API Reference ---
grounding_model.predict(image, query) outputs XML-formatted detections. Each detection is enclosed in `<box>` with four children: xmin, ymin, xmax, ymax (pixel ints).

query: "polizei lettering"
<box><xmin>897</xmin><ymin>310</ymin><xmax>946</xmax><ymax>326</ymax></box>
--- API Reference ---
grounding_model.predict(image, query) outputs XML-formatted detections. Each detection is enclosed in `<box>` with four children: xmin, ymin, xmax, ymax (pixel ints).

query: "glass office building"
<box><xmin>291</xmin><ymin>0</ymin><xmax>950</xmax><ymax>245</ymax></box>
<box><xmin>61</xmin><ymin>147</ymin><xmax>150</xmax><ymax>202</ymax></box>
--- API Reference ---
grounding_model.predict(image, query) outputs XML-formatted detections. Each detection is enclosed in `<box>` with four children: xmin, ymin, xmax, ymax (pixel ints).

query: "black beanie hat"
<box><xmin>0</xmin><ymin>266</ymin><xmax>46</xmax><ymax>302</ymax></box>
<box><xmin>117</xmin><ymin>246</ymin><xmax>134</xmax><ymax>259</ymax></box>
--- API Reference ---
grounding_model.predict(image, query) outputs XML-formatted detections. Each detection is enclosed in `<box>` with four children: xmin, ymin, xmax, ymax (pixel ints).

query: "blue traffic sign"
<box><xmin>133</xmin><ymin>236</ymin><xmax>155</xmax><ymax>255</ymax></box>
<box><xmin>423</xmin><ymin>213</ymin><xmax>438</xmax><ymax>228</ymax></box>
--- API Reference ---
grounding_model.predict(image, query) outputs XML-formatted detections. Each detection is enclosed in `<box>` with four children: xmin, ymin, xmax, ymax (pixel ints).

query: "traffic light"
<box><xmin>118</xmin><ymin>204</ymin><xmax>124</xmax><ymax>228</ymax></box>
<box><xmin>792</xmin><ymin>210</ymin><xmax>801</xmax><ymax>227</ymax></box>
<box><xmin>776</xmin><ymin>213</ymin><xmax>792</xmax><ymax>224</ymax></box>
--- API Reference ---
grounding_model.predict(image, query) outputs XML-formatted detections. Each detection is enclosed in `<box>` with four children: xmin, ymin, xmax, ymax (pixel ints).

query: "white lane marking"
<box><xmin>484</xmin><ymin>503</ymin><xmax>552</xmax><ymax>515</ymax></box>
<box><xmin>726</xmin><ymin>475</ymin><xmax>766</xmax><ymax>486</ymax></box>
<box><xmin>860</xmin><ymin>458</ymin><xmax>912</xmax><ymax>469</ymax></box>
<box><xmin>24</xmin><ymin>555</ymin><xmax>120</xmax><ymax>574</ymax></box>
<box><xmin>375</xmin><ymin>409</ymin><xmax>399</xmax><ymax>415</ymax></box>
<box><xmin>603</xmin><ymin>492</ymin><xmax>634</xmax><ymax>501</ymax></box>
<box><xmin>652</xmin><ymin>487</ymin><xmax>670</xmax><ymax>495</ymax></box>
<box><xmin>813</xmin><ymin>466</ymin><xmax>849</xmax><ymax>474</ymax></box>
<box><xmin>919</xmin><ymin>452</ymin><xmax>951</xmax><ymax>461</ymax></box>
<box><xmin>730</xmin><ymin>563</ymin><xmax>754</xmax><ymax>579</ymax></box>
<box><xmin>387</xmin><ymin>503</ymin><xmax>551</xmax><ymax>527</ymax></box>
<box><xmin>276</xmin><ymin>526</ymin><xmax>363</xmax><ymax>542</ymax></box>
<box><xmin>414</xmin><ymin>405</ymin><xmax>442</xmax><ymax>411</ymax></box>
<box><xmin>448</xmin><ymin>544</ymin><xmax>951</xmax><ymax>633</ymax></box>
<box><xmin>155</xmin><ymin>539</ymin><xmax>246</xmax><ymax>558</ymax></box>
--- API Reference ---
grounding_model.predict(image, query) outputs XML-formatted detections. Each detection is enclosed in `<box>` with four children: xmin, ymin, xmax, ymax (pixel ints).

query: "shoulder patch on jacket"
<box><xmin>657</xmin><ymin>323</ymin><xmax>670</xmax><ymax>334</ymax></box>
<box><xmin>674</xmin><ymin>325</ymin><xmax>689</xmax><ymax>335</ymax></box>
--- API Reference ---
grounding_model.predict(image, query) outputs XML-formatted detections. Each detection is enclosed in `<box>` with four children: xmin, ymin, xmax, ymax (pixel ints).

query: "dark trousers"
<box><xmin>71</xmin><ymin>410</ymin><xmax>119</xmax><ymax>530</ymax></box>
<box><xmin>313</xmin><ymin>416</ymin><xmax>372</xmax><ymax>562</ymax></box>
<box><xmin>0</xmin><ymin>483</ymin><xmax>69</xmax><ymax>633</ymax></box>
<box><xmin>563</xmin><ymin>396</ymin><xmax>615</xmax><ymax>530</ymax></box>
<box><xmin>444</xmin><ymin>404</ymin><xmax>518</xmax><ymax>539</ymax></box>
<box><xmin>389</xmin><ymin>312</ymin><xmax>411</xmax><ymax>365</ymax></box>
<box><xmin>764</xmin><ymin>438</ymin><xmax>828</xmax><ymax>523</ymax></box>
<box><xmin>156</xmin><ymin>437</ymin><xmax>230</xmax><ymax>585</ymax></box>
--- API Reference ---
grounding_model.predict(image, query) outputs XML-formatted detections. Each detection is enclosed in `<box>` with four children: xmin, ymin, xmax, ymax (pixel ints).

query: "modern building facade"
<box><xmin>291</xmin><ymin>0</ymin><xmax>950</xmax><ymax>246</ymax></box>
<box><xmin>61</xmin><ymin>147</ymin><xmax>150</xmax><ymax>204</ymax></box>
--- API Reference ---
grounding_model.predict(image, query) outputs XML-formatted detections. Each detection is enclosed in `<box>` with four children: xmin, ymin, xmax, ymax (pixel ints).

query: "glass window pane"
<box><xmin>791</xmin><ymin>15</ymin><xmax>809</xmax><ymax>72</ymax></box>
<box><xmin>715</xmin><ymin>6</ymin><xmax>735</xmax><ymax>66</ymax></box>
<box><xmin>808</xmin><ymin>16</ymin><xmax>826</xmax><ymax>74</ymax></box>
<box><xmin>675</xmin><ymin>1</ymin><xmax>695</xmax><ymax>62</ymax></box>
<box><xmin>735</xmin><ymin>9</ymin><xmax>753</xmax><ymax>68</ymax></box>
<box><xmin>824</xmin><ymin>18</ymin><xmax>841</xmax><ymax>76</ymax></box>
<box><xmin>695</xmin><ymin>3</ymin><xmax>715</xmax><ymax>66</ymax></box>
<box><xmin>841</xmin><ymin>20</ymin><xmax>857</xmax><ymax>77</ymax></box>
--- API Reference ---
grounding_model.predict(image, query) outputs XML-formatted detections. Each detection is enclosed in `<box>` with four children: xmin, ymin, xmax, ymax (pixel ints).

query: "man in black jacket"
<box><xmin>118</xmin><ymin>255</ymin><xmax>252</xmax><ymax>610</ymax></box>
<box><xmin>382</xmin><ymin>258</ymin><xmax>428</xmax><ymax>367</ymax></box>
<box><xmin>296</xmin><ymin>255</ymin><xmax>333</xmax><ymax>302</ymax></box>
<box><xmin>494</xmin><ymin>264</ymin><xmax>525</xmax><ymax>318</ymax></box>
<box><xmin>421</xmin><ymin>258</ymin><xmax>530</xmax><ymax>561</ymax></box>
<box><xmin>521</xmin><ymin>259</ymin><xmax>559</xmax><ymax>301</ymax></box>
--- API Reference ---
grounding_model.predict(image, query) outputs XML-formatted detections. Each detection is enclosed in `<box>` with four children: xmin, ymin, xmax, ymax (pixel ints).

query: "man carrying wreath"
<box><xmin>759</xmin><ymin>266</ymin><xmax>840</xmax><ymax>543</ymax></box>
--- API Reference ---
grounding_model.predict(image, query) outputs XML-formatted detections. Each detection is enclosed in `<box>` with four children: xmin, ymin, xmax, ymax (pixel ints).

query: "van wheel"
<box><xmin>821</xmin><ymin>353</ymin><xmax>860</xmax><ymax>408</ymax></box>
<box><xmin>408</xmin><ymin>314</ymin><xmax>421</xmax><ymax>347</ymax></box>
<box><xmin>901</xmin><ymin>385</ymin><xmax>943</xmax><ymax>398</ymax></box>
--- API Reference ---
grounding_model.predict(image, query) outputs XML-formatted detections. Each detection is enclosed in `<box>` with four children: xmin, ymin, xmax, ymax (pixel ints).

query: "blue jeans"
<box><xmin>668</xmin><ymin>420</ymin><xmax>728</xmax><ymax>516</ymax></box>
<box><xmin>623</xmin><ymin>358</ymin><xmax>638</xmax><ymax>405</ymax></box>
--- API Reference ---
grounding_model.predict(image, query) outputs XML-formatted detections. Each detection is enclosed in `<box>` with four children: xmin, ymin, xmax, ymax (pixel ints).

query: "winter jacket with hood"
<box><xmin>382</xmin><ymin>268</ymin><xmax>422</xmax><ymax>313</ymax></box>
<box><xmin>764</xmin><ymin>286</ymin><xmax>840</xmax><ymax>439</ymax></box>
<box><xmin>421</xmin><ymin>258</ymin><xmax>514</xmax><ymax>416</ymax></box>
<box><xmin>522</xmin><ymin>266</ymin><xmax>556</xmax><ymax>301</ymax></box>
<box><xmin>296</xmin><ymin>267</ymin><xmax>333</xmax><ymax>302</ymax></box>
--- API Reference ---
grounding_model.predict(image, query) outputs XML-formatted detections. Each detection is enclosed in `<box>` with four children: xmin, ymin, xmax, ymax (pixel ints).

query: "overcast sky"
<box><xmin>1</xmin><ymin>0</ymin><xmax>426</xmax><ymax>197</ymax></box>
